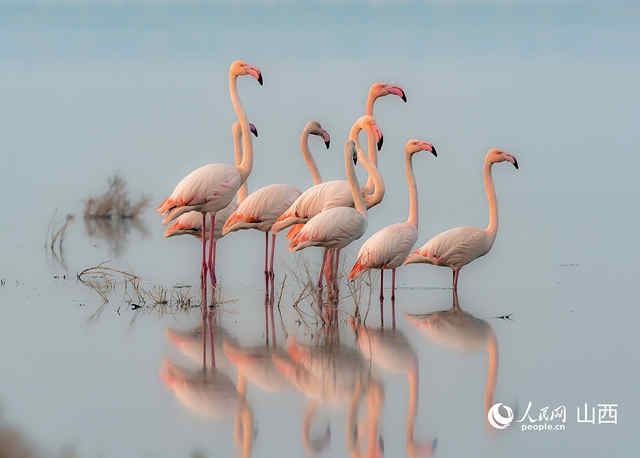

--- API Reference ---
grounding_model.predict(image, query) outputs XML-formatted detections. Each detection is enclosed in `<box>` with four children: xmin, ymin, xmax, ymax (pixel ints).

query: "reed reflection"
<box><xmin>405</xmin><ymin>291</ymin><xmax>499</xmax><ymax>428</ymax></box>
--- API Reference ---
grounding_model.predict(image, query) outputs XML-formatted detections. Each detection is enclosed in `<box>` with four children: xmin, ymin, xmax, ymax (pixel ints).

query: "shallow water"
<box><xmin>1</xmin><ymin>2</ymin><xmax>638</xmax><ymax>457</ymax></box>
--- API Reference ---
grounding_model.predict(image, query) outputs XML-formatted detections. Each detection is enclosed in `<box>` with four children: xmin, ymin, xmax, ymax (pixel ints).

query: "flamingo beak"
<box><xmin>249</xmin><ymin>123</ymin><xmax>258</xmax><ymax>137</ymax></box>
<box><xmin>321</xmin><ymin>130</ymin><xmax>330</xmax><ymax>149</ymax></box>
<box><xmin>430</xmin><ymin>145</ymin><xmax>438</xmax><ymax>157</ymax></box>
<box><xmin>376</xmin><ymin>127</ymin><xmax>384</xmax><ymax>151</ymax></box>
<box><xmin>507</xmin><ymin>154</ymin><xmax>519</xmax><ymax>169</ymax></box>
<box><xmin>385</xmin><ymin>85</ymin><xmax>407</xmax><ymax>103</ymax></box>
<box><xmin>353</xmin><ymin>150</ymin><xmax>358</xmax><ymax>165</ymax></box>
<box><xmin>245</xmin><ymin>65</ymin><xmax>263</xmax><ymax>85</ymax></box>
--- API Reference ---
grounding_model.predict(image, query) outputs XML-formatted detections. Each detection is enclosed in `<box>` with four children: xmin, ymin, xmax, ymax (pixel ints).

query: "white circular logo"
<box><xmin>488</xmin><ymin>403</ymin><xmax>514</xmax><ymax>429</ymax></box>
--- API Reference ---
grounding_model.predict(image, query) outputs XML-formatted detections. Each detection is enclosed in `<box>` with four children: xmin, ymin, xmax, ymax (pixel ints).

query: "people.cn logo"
<box><xmin>488</xmin><ymin>403</ymin><xmax>514</xmax><ymax>429</ymax></box>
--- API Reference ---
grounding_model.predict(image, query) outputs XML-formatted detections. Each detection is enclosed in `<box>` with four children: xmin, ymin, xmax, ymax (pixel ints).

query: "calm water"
<box><xmin>1</xmin><ymin>2</ymin><xmax>638</xmax><ymax>457</ymax></box>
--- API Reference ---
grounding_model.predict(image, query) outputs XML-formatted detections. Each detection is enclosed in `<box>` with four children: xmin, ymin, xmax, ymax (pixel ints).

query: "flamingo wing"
<box><xmin>289</xmin><ymin>206</ymin><xmax>367</xmax><ymax>251</ymax></box>
<box><xmin>223</xmin><ymin>183</ymin><xmax>301</xmax><ymax>234</ymax></box>
<box><xmin>405</xmin><ymin>226</ymin><xmax>492</xmax><ymax>270</ymax></box>
<box><xmin>157</xmin><ymin>163</ymin><xmax>241</xmax><ymax>224</ymax></box>
<box><xmin>350</xmin><ymin>223</ymin><xmax>417</xmax><ymax>278</ymax></box>
<box><xmin>271</xmin><ymin>180</ymin><xmax>353</xmax><ymax>233</ymax></box>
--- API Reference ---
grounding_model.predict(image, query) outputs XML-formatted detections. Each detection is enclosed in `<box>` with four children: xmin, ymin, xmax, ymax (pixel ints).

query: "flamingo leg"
<box><xmin>379</xmin><ymin>269</ymin><xmax>384</xmax><ymax>328</ymax></box>
<box><xmin>208</xmin><ymin>214</ymin><xmax>216</xmax><ymax>296</ymax></box>
<box><xmin>452</xmin><ymin>269</ymin><xmax>460</xmax><ymax>292</ymax></box>
<box><xmin>264</xmin><ymin>232</ymin><xmax>270</xmax><ymax>297</ymax></box>
<box><xmin>333</xmin><ymin>248</ymin><xmax>341</xmax><ymax>299</ymax></box>
<box><xmin>391</xmin><ymin>268</ymin><xmax>396</xmax><ymax>329</ymax></box>
<box><xmin>264</xmin><ymin>292</ymin><xmax>270</xmax><ymax>346</ymax></box>
<box><xmin>200</xmin><ymin>212</ymin><xmax>208</xmax><ymax>311</ymax></box>
<box><xmin>318</xmin><ymin>249</ymin><xmax>328</xmax><ymax>289</ymax></box>
<box><xmin>269</xmin><ymin>233</ymin><xmax>276</xmax><ymax>305</ymax></box>
<box><xmin>201</xmin><ymin>313</ymin><xmax>207</xmax><ymax>370</ymax></box>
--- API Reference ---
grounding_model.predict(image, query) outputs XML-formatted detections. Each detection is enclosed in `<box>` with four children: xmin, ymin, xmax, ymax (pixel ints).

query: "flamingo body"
<box><xmin>289</xmin><ymin>206</ymin><xmax>367</xmax><ymax>251</ymax></box>
<box><xmin>270</xmin><ymin>180</ymin><xmax>353</xmax><ymax>233</ymax></box>
<box><xmin>404</xmin><ymin>226</ymin><xmax>493</xmax><ymax>271</ymax></box>
<box><xmin>350</xmin><ymin>223</ymin><xmax>417</xmax><ymax>278</ymax></box>
<box><xmin>222</xmin><ymin>183</ymin><xmax>301</xmax><ymax>234</ymax></box>
<box><xmin>157</xmin><ymin>163</ymin><xmax>242</xmax><ymax>225</ymax></box>
<box><xmin>164</xmin><ymin>203</ymin><xmax>238</xmax><ymax>241</ymax></box>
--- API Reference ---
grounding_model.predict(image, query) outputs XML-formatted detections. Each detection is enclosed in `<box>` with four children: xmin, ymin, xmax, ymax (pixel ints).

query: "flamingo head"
<box><xmin>406</xmin><ymin>139</ymin><xmax>437</xmax><ymax>157</ymax></box>
<box><xmin>230</xmin><ymin>60</ymin><xmax>263</xmax><ymax>85</ymax></box>
<box><xmin>356</xmin><ymin>115</ymin><xmax>384</xmax><ymax>151</ymax></box>
<box><xmin>487</xmin><ymin>148</ymin><xmax>518</xmax><ymax>169</ymax></box>
<box><xmin>164</xmin><ymin>217</ymin><xmax>201</xmax><ymax>238</ymax></box>
<box><xmin>305</xmin><ymin>120</ymin><xmax>331</xmax><ymax>149</ymax></box>
<box><xmin>370</xmin><ymin>82</ymin><xmax>407</xmax><ymax>103</ymax></box>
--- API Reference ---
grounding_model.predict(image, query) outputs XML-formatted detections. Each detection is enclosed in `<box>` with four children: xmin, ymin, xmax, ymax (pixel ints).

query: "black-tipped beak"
<box><xmin>324</xmin><ymin>140</ymin><xmax>330</xmax><ymax>149</ymax></box>
<box><xmin>513</xmin><ymin>158</ymin><xmax>519</xmax><ymax>169</ymax></box>
<box><xmin>431</xmin><ymin>146</ymin><xmax>437</xmax><ymax>157</ymax></box>
<box><xmin>249</xmin><ymin>124</ymin><xmax>258</xmax><ymax>137</ymax></box>
<box><xmin>352</xmin><ymin>151</ymin><xmax>358</xmax><ymax>165</ymax></box>
<box><xmin>257</xmin><ymin>73</ymin><xmax>263</xmax><ymax>86</ymax></box>
<box><xmin>377</xmin><ymin>135</ymin><xmax>383</xmax><ymax>151</ymax></box>
<box><xmin>401</xmin><ymin>90</ymin><xmax>407</xmax><ymax>103</ymax></box>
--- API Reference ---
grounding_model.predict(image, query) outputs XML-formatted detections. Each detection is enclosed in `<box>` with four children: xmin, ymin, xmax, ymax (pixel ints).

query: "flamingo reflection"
<box><xmin>405</xmin><ymin>291</ymin><xmax>499</xmax><ymax>427</ymax></box>
<box><xmin>352</xmin><ymin>322</ymin><xmax>436</xmax><ymax>457</ymax></box>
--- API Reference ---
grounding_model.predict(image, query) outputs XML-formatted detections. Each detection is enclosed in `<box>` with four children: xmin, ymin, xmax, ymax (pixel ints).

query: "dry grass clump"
<box><xmin>84</xmin><ymin>174</ymin><xmax>149</xmax><ymax>219</ymax></box>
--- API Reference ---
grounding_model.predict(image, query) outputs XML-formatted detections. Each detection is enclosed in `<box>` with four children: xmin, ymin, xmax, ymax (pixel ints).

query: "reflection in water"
<box><xmin>353</xmin><ymin>324</ymin><xmax>436</xmax><ymax>457</ymax></box>
<box><xmin>273</xmin><ymin>336</ymin><xmax>383</xmax><ymax>457</ymax></box>
<box><xmin>162</xmin><ymin>314</ymin><xmax>253</xmax><ymax>457</ymax></box>
<box><xmin>84</xmin><ymin>215</ymin><xmax>150</xmax><ymax>257</ymax></box>
<box><xmin>405</xmin><ymin>291</ymin><xmax>499</xmax><ymax>427</ymax></box>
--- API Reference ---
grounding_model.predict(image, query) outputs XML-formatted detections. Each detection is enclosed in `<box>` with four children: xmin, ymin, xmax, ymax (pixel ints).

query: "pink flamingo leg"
<box><xmin>452</xmin><ymin>269</ymin><xmax>460</xmax><ymax>292</ymax></box>
<box><xmin>201</xmin><ymin>313</ymin><xmax>207</xmax><ymax>370</ymax></box>
<box><xmin>208</xmin><ymin>214</ymin><xmax>216</xmax><ymax>294</ymax></box>
<box><xmin>379</xmin><ymin>269</ymin><xmax>384</xmax><ymax>328</ymax></box>
<box><xmin>200</xmin><ymin>212</ymin><xmax>208</xmax><ymax>311</ymax></box>
<box><xmin>264</xmin><ymin>292</ymin><xmax>270</xmax><ymax>346</ymax></box>
<box><xmin>264</xmin><ymin>232</ymin><xmax>270</xmax><ymax>296</ymax></box>
<box><xmin>391</xmin><ymin>268</ymin><xmax>396</xmax><ymax>329</ymax></box>
<box><xmin>269</xmin><ymin>233</ymin><xmax>276</xmax><ymax>304</ymax></box>
<box><xmin>317</xmin><ymin>249</ymin><xmax>328</xmax><ymax>289</ymax></box>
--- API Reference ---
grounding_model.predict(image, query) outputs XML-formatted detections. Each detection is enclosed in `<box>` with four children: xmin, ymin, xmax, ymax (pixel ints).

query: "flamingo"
<box><xmin>276</xmin><ymin>116</ymin><xmax>384</xmax><ymax>289</ymax></box>
<box><xmin>163</xmin><ymin>121</ymin><xmax>258</xmax><ymax>243</ymax></box>
<box><xmin>403</xmin><ymin>148</ymin><xmax>518</xmax><ymax>291</ymax></box>
<box><xmin>288</xmin><ymin>135</ymin><xmax>382</xmax><ymax>280</ymax></box>
<box><xmin>156</xmin><ymin>60</ymin><xmax>262</xmax><ymax>301</ymax></box>
<box><xmin>349</xmin><ymin>139</ymin><xmax>437</xmax><ymax>326</ymax></box>
<box><xmin>222</xmin><ymin>121</ymin><xmax>331</xmax><ymax>299</ymax></box>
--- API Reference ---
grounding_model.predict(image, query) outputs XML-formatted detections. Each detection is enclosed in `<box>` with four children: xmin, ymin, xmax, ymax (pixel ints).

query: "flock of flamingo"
<box><xmin>156</xmin><ymin>59</ymin><xmax>519</xmax><ymax>323</ymax></box>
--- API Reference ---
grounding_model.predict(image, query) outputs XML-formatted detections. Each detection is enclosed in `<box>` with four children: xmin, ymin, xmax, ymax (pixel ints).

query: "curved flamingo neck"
<box><xmin>345</xmin><ymin>141</ymin><xmax>367</xmax><ymax>216</ymax></box>
<box><xmin>483</xmin><ymin>157</ymin><xmax>498</xmax><ymax>237</ymax></box>
<box><xmin>229</xmin><ymin>70</ymin><xmax>253</xmax><ymax>183</ymax></box>
<box><xmin>364</xmin><ymin>90</ymin><xmax>379</xmax><ymax>193</ymax></box>
<box><xmin>405</xmin><ymin>150</ymin><xmax>419</xmax><ymax>228</ymax></box>
<box><xmin>232</xmin><ymin>122</ymin><xmax>248</xmax><ymax>203</ymax></box>
<box><xmin>300</xmin><ymin>127</ymin><xmax>322</xmax><ymax>185</ymax></box>
<box><xmin>348</xmin><ymin>123</ymin><xmax>384</xmax><ymax>209</ymax></box>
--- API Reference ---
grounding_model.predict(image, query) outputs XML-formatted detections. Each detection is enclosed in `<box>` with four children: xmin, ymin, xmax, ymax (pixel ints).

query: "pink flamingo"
<box><xmin>349</xmin><ymin>139</ymin><xmax>437</xmax><ymax>325</ymax></box>
<box><xmin>222</xmin><ymin>121</ymin><xmax>331</xmax><ymax>298</ymax></box>
<box><xmin>157</xmin><ymin>60</ymin><xmax>262</xmax><ymax>299</ymax></box>
<box><xmin>163</xmin><ymin>121</ymin><xmax>258</xmax><ymax>243</ymax></box>
<box><xmin>274</xmin><ymin>116</ymin><xmax>384</xmax><ymax>286</ymax></box>
<box><xmin>403</xmin><ymin>148</ymin><xmax>518</xmax><ymax>291</ymax></box>
<box><xmin>288</xmin><ymin>135</ymin><xmax>381</xmax><ymax>270</ymax></box>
